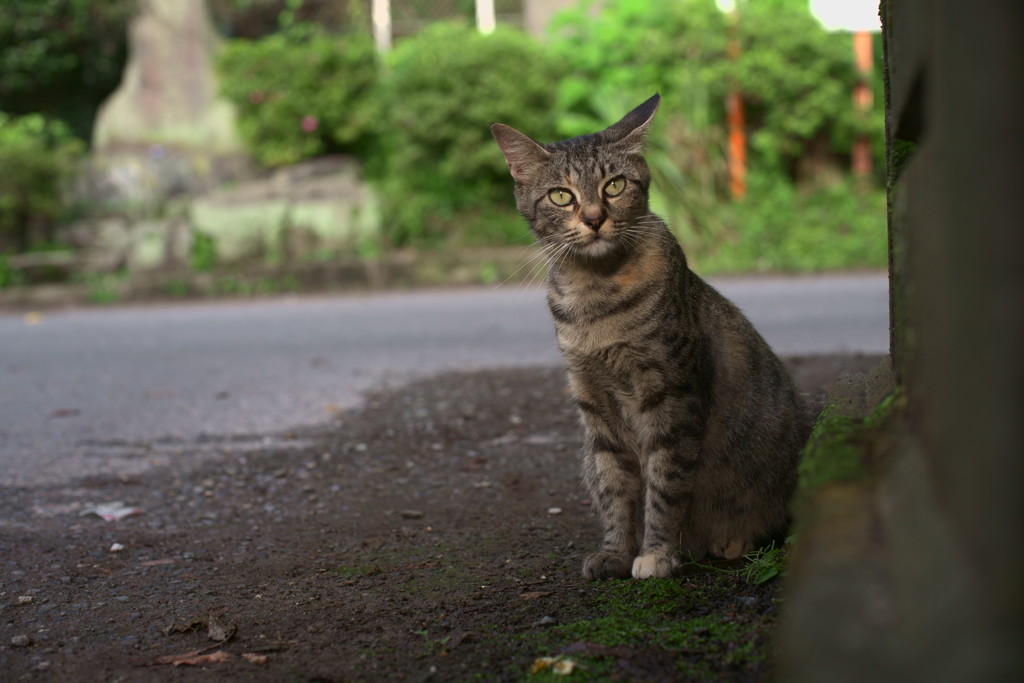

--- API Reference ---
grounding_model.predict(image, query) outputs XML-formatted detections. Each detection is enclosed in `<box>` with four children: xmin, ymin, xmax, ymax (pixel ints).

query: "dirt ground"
<box><xmin>0</xmin><ymin>353</ymin><xmax>882</xmax><ymax>682</ymax></box>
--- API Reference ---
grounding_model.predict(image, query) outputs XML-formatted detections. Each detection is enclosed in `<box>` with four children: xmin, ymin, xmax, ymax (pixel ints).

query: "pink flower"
<box><xmin>301</xmin><ymin>115</ymin><xmax>319</xmax><ymax>133</ymax></box>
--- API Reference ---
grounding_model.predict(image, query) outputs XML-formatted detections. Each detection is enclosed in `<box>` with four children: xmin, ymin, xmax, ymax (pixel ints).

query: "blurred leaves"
<box><xmin>372</xmin><ymin>22</ymin><xmax>560</xmax><ymax>246</ymax></box>
<box><xmin>0</xmin><ymin>0</ymin><xmax>887</xmax><ymax>274</ymax></box>
<box><xmin>0</xmin><ymin>0</ymin><xmax>132</xmax><ymax>140</ymax></box>
<box><xmin>0</xmin><ymin>113</ymin><xmax>85</xmax><ymax>252</ymax></box>
<box><xmin>218</xmin><ymin>23</ymin><xmax>379</xmax><ymax>166</ymax></box>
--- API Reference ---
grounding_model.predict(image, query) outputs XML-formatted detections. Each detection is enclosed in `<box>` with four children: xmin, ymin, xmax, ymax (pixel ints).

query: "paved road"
<box><xmin>0</xmin><ymin>274</ymin><xmax>888</xmax><ymax>486</ymax></box>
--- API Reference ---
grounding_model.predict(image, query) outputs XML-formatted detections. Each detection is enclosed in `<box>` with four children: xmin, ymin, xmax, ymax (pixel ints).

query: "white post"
<box><xmin>476</xmin><ymin>0</ymin><xmax>496</xmax><ymax>34</ymax></box>
<box><xmin>372</xmin><ymin>0</ymin><xmax>392</xmax><ymax>53</ymax></box>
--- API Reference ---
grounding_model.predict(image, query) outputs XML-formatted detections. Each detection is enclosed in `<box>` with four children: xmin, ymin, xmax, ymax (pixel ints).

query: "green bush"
<box><xmin>693</xmin><ymin>174</ymin><xmax>888</xmax><ymax>274</ymax></box>
<box><xmin>0</xmin><ymin>0</ymin><xmax>131</xmax><ymax>140</ymax></box>
<box><xmin>550</xmin><ymin>0</ymin><xmax>728</xmax><ymax>139</ymax></box>
<box><xmin>547</xmin><ymin>0</ymin><xmax>886</xmax><ymax>272</ymax></box>
<box><xmin>550</xmin><ymin>0</ymin><xmax>882</xmax><ymax>179</ymax></box>
<box><xmin>218</xmin><ymin>24</ymin><xmax>379</xmax><ymax>167</ymax></box>
<box><xmin>373</xmin><ymin>22</ymin><xmax>559</xmax><ymax>246</ymax></box>
<box><xmin>731</xmin><ymin>0</ymin><xmax>880</xmax><ymax>176</ymax></box>
<box><xmin>0</xmin><ymin>112</ymin><xmax>84</xmax><ymax>253</ymax></box>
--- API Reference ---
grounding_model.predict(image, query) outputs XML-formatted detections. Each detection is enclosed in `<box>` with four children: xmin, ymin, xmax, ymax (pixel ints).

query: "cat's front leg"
<box><xmin>631</xmin><ymin>438</ymin><xmax>698</xmax><ymax>579</ymax></box>
<box><xmin>579</xmin><ymin>427</ymin><xmax>642</xmax><ymax>580</ymax></box>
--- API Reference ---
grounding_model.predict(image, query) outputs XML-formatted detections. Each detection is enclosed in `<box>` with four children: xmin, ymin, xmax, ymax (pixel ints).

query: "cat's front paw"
<box><xmin>631</xmin><ymin>553</ymin><xmax>678</xmax><ymax>579</ymax></box>
<box><xmin>582</xmin><ymin>551</ymin><xmax>633</xmax><ymax>580</ymax></box>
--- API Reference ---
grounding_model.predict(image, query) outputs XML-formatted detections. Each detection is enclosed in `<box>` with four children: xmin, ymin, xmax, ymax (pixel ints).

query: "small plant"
<box><xmin>740</xmin><ymin>541</ymin><xmax>787</xmax><ymax>585</ymax></box>
<box><xmin>679</xmin><ymin>539</ymin><xmax>790</xmax><ymax>585</ymax></box>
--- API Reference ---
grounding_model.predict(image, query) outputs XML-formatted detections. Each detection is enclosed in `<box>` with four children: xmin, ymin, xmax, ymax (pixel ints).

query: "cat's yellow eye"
<box><xmin>548</xmin><ymin>188</ymin><xmax>575</xmax><ymax>206</ymax></box>
<box><xmin>604</xmin><ymin>177</ymin><xmax>627</xmax><ymax>197</ymax></box>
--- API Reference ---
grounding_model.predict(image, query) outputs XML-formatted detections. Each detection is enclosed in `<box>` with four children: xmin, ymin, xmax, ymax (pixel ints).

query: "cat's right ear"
<box><xmin>491</xmin><ymin>123</ymin><xmax>550</xmax><ymax>183</ymax></box>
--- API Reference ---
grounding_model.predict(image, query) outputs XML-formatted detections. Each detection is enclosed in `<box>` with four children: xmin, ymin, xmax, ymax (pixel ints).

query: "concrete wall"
<box><xmin>779</xmin><ymin>2</ymin><xmax>1024</xmax><ymax>680</ymax></box>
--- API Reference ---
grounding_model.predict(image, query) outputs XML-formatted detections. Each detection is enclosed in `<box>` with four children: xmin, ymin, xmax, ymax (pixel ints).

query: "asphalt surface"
<box><xmin>0</xmin><ymin>274</ymin><xmax>888</xmax><ymax>487</ymax></box>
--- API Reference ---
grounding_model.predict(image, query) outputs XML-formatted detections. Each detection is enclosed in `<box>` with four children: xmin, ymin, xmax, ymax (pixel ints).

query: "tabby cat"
<box><xmin>492</xmin><ymin>94</ymin><xmax>810</xmax><ymax>580</ymax></box>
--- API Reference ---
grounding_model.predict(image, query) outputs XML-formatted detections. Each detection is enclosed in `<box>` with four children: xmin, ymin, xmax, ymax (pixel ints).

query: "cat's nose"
<box><xmin>581</xmin><ymin>208</ymin><xmax>607</xmax><ymax>231</ymax></box>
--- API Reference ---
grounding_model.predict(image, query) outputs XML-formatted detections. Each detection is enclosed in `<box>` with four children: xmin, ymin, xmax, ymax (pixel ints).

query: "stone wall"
<box><xmin>64</xmin><ymin>156</ymin><xmax>378</xmax><ymax>274</ymax></box>
<box><xmin>779</xmin><ymin>2</ymin><xmax>1024</xmax><ymax>680</ymax></box>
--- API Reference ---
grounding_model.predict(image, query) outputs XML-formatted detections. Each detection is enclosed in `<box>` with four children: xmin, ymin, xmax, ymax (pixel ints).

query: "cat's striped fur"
<box><xmin>492</xmin><ymin>94</ymin><xmax>809</xmax><ymax>580</ymax></box>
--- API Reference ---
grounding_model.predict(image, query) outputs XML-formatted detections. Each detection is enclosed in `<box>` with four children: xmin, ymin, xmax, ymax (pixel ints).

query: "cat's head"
<box><xmin>492</xmin><ymin>94</ymin><xmax>659</xmax><ymax>259</ymax></box>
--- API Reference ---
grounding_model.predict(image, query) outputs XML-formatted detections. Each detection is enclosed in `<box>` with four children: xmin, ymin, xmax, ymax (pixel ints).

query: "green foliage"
<box><xmin>0</xmin><ymin>113</ymin><xmax>85</xmax><ymax>252</ymax></box>
<box><xmin>218</xmin><ymin>24</ymin><xmax>379</xmax><ymax>166</ymax></box>
<box><xmin>695</xmin><ymin>174</ymin><xmax>888</xmax><ymax>273</ymax></box>
<box><xmin>551</xmin><ymin>0</ymin><xmax>882</xmax><ymax>177</ymax></box>
<box><xmin>0</xmin><ymin>253</ymin><xmax>23</xmax><ymax>289</ymax></box>
<box><xmin>731</xmin><ymin>1</ymin><xmax>878</xmax><ymax>175</ymax></box>
<box><xmin>373</xmin><ymin>22</ymin><xmax>559</xmax><ymax>246</ymax></box>
<box><xmin>0</xmin><ymin>0</ymin><xmax>132</xmax><ymax>140</ymax></box>
<box><xmin>550</xmin><ymin>0</ymin><xmax>728</xmax><ymax>139</ymax></box>
<box><xmin>741</xmin><ymin>542</ymin><xmax>787</xmax><ymax>584</ymax></box>
<box><xmin>190</xmin><ymin>231</ymin><xmax>218</xmax><ymax>272</ymax></box>
<box><xmin>82</xmin><ymin>272</ymin><xmax>125</xmax><ymax>305</ymax></box>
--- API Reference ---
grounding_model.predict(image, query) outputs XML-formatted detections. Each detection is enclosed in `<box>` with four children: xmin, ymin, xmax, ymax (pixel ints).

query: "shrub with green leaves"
<box><xmin>0</xmin><ymin>112</ymin><xmax>84</xmax><ymax>253</ymax></box>
<box><xmin>218</xmin><ymin>25</ymin><xmax>379</xmax><ymax>167</ymax></box>
<box><xmin>550</xmin><ymin>0</ymin><xmax>728</xmax><ymax>139</ymax></box>
<box><xmin>0</xmin><ymin>0</ymin><xmax>131</xmax><ymax>140</ymax></box>
<box><xmin>374</xmin><ymin>22</ymin><xmax>559</xmax><ymax>246</ymax></box>
<box><xmin>731</xmin><ymin>0</ymin><xmax>880</xmax><ymax>176</ymax></box>
<box><xmin>696</xmin><ymin>174</ymin><xmax>888</xmax><ymax>274</ymax></box>
<box><xmin>551</xmin><ymin>0</ymin><xmax>881</xmax><ymax>179</ymax></box>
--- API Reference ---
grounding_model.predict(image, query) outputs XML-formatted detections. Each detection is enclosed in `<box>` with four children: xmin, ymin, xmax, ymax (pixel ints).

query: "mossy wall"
<box><xmin>779</xmin><ymin>2</ymin><xmax>1024</xmax><ymax>680</ymax></box>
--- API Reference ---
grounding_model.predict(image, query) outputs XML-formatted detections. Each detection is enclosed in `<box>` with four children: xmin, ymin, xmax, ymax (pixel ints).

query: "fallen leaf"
<box><xmin>207</xmin><ymin>614</ymin><xmax>236</xmax><ymax>642</ymax></box>
<box><xmin>242</xmin><ymin>652</ymin><xmax>268</xmax><ymax>665</ymax></box>
<box><xmin>140</xmin><ymin>559</ymin><xmax>175</xmax><ymax>567</ymax></box>
<box><xmin>80</xmin><ymin>502</ymin><xmax>143</xmax><ymax>522</ymax></box>
<box><xmin>531</xmin><ymin>655</ymin><xmax>578</xmax><ymax>676</ymax></box>
<box><xmin>361</xmin><ymin>536</ymin><xmax>385</xmax><ymax>551</ymax></box>
<box><xmin>531</xmin><ymin>657</ymin><xmax>557</xmax><ymax>675</ymax></box>
<box><xmin>553</xmin><ymin>659</ymin><xmax>577</xmax><ymax>675</ymax></box>
<box><xmin>162</xmin><ymin>618</ymin><xmax>206</xmax><ymax>637</ymax></box>
<box><xmin>162</xmin><ymin>613</ymin><xmax>236</xmax><ymax>643</ymax></box>
<box><xmin>520</xmin><ymin>591</ymin><xmax>554</xmax><ymax>601</ymax></box>
<box><xmin>154</xmin><ymin>650</ymin><xmax>232</xmax><ymax>667</ymax></box>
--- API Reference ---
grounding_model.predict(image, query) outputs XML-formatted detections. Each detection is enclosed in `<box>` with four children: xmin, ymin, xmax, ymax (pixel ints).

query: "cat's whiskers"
<box><xmin>525</xmin><ymin>241</ymin><xmax>566</xmax><ymax>291</ymax></box>
<box><xmin>499</xmin><ymin>238</ymin><xmax>558</xmax><ymax>289</ymax></box>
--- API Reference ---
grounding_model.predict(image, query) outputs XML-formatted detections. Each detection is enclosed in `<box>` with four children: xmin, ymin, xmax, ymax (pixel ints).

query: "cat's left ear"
<box><xmin>491</xmin><ymin>123</ymin><xmax>551</xmax><ymax>183</ymax></box>
<box><xmin>604</xmin><ymin>93</ymin><xmax>660</xmax><ymax>155</ymax></box>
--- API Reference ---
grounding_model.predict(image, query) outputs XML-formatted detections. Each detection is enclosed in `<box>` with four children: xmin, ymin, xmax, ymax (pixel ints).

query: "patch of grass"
<box><xmin>520</xmin><ymin>574</ymin><xmax>774</xmax><ymax>680</ymax></box>
<box><xmin>741</xmin><ymin>542</ymin><xmax>787</xmax><ymax>585</ymax></box>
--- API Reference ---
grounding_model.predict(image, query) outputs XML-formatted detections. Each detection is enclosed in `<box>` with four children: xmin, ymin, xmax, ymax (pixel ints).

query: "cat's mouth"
<box><xmin>575</xmin><ymin>229</ymin><xmax>619</xmax><ymax>257</ymax></box>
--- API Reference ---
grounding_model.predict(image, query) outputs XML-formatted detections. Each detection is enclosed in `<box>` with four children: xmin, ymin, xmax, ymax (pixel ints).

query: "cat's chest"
<box><xmin>548</xmin><ymin>277</ymin><xmax>661</xmax><ymax>358</ymax></box>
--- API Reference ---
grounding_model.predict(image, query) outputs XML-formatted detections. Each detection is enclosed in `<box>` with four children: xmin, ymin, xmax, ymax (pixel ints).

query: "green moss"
<box><xmin>888</xmin><ymin>138</ymin><xmax>917</xmax><ymax>184</ymax></box>
<box><xmin>797</xmin><ymin>390</ymin><xmax>901</xmax><ymax>497</ymax></box>
<box><xmin>520</xmin><ymin>575</ymin><xmax>772</xmax><ymax>680</ymax></box>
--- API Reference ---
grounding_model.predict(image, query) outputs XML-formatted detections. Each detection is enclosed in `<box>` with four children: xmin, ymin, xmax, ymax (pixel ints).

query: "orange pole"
<box><xmin>727</xmin><ymin>91</ymin><xmax>746</xmax><ymax>198</ymax></box>
<box><xmin>851</xmin><ymin>31</ymin><xmax>873</xmax><ymax>177</ymax></box>
<box><xmin>726</xmin><ymin>9</ymin><xmax>746</xmax><ymax>199</ymax></box>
